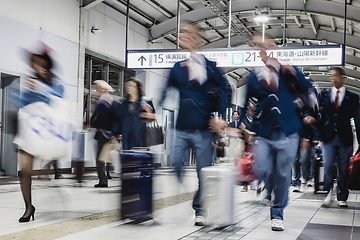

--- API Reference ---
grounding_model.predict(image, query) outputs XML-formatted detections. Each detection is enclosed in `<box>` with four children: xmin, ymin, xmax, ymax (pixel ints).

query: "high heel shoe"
<box><xmin>19</xmin><ymin>205</ymin><xmax>35</xmax><ymax>223</ymax></box>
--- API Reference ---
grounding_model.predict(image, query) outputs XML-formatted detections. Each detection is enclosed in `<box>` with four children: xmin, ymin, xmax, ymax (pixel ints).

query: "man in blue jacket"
<box><xmin>160</xmin><ymin>22</ymin><xmax>231</xmax><ymax>226</ymax></box>
<box><xmin>320</xmin><ymin>67</ymin><xmax>360</xmax><ymax>208</ymax></box>
<box><xmin>240</xmin><ymin>34</ymin><xmax>312</xmax><ymax>231</ymax></box>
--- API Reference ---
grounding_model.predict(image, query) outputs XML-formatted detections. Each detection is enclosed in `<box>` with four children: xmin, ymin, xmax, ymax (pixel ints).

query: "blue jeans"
<box><xmin>255</xmin><ymin>132</ymin><xmax>299</xmax><ymax>220</ymax></box>
<box><xmin>292</xmin><ymin>146</ymin><xmax>313</xmax><ymax>187</ymax></box>
<box><xmin>323</xmin><ymin>134</ymin><xmax>353</xmax><ymax>201</ymax></box>
<box><xmin>174</xmin><ymin>129</ymin><xmax>214</xmax><ymax>216</ymax></box>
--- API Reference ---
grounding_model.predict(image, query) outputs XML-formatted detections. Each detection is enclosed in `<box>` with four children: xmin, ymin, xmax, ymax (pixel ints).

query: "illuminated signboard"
<box><xmin>127</xmin><ymin>45</ymin><xmax>343</xmax><ymax>69</ymax></box>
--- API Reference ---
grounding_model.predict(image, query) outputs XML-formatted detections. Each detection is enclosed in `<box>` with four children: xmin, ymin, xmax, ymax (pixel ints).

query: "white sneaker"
<box><xmin>194</xmin><ymin>216</ymin><xmax>206</xmax><ymax>226</ymax></box>
<box><xmin>337</xmin><ymin>201</ymin><xmax>348</xmax><ymax>208</ymax></box>
<box><xmin>322</xmin><ymin>189</ymin><xmax>333</xmax><ymax>207</ymax></box>
<box><xmin>293</xmin><ymin>186</ymin><xmax>301</xmax><ymax>192</ymax></box>
<box><xmin>306</xmin><ymin>180</ymin><xmax>313</xmax><ymax>187</ymax></box>
<box><xmin>241</xmin><ymin>185</ymin><xmax>248</xmax><ymax>192</ymax></box>
<box><xmin>271</xmin><ymin>219</ymin><xmax>284</xmax><ymax>231</ymax></box>
<box><xmin>260</xmin><ymin>198</ymin><xmax>271</xmax><ymax>206</ymax></box>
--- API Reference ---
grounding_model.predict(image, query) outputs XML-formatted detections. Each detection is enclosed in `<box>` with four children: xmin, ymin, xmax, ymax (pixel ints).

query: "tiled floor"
<box><xmin>0</xmin><ymin>167</ymin><xmax>359</xmax><ymax>240</ymax></box>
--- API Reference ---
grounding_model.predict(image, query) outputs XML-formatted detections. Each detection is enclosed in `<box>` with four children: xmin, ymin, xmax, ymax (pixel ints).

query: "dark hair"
<box><xmin>232</xmin><ymin>110</ymin><xmax>239</xmax><ymax>116</ymax></box>
<box><xmin>126</xmin><ymin>77</ymin><xmax>144</xmax><ymax>100</ymax></box>
<box><xmin>30</xmin><ymin>53</ymin><xmax>53</xmax><ymax>70</ymax></box>
<box><xmin>330</xmin><ymin>67</ymin><xmax>346</xmax><ymax>76</ymax></box>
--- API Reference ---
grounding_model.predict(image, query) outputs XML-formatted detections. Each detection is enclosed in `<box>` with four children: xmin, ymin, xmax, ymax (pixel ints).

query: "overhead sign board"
<box><xmin>127</xmin><ymin>45</ymin><xmax>343</xmax><ymax>69</ymax></box>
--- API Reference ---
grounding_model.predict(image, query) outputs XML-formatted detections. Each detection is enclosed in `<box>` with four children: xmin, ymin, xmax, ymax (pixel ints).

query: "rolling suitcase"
<box><xmin>120</xmin><ymin>150</ymin><xmax>154</xmax><ymax>220</ymax></box>
<box><xmin>313</xmin><ymin>145</ymin><xmax>325</xmax><ymax>193</ymax></box>
<box><xmin>201</xmin><ymin>166</ymin><xmax>234</xmax><ymax>228</ymax></box>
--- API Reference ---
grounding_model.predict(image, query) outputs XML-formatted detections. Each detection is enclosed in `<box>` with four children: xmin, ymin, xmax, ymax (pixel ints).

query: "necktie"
<box><xmin>261</xmin><ymin>78</ymin><xmax>277</xmax><ymax>93</ymax></box>
<box><xmin>334</xmin><ymin>90</ymin><xmax>340</xmax><ymax>111</ymax></box>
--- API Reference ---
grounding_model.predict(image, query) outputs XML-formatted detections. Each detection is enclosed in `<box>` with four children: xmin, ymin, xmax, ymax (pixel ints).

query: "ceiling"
<box><xmin>84</xmin><ymin>0</ymin><xmax>360</xmax><ymax>94</ymax></box>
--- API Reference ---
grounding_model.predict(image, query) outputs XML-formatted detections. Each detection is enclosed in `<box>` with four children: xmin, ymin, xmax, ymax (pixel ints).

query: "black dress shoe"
<box><xmin>19</xmin><ymin>205</ymin><xmax>36</xmax><ymax>223</ymax></box>
<box><xmin>107</xmin><ymin>175</ymin><xmax>112</xmax><ymax>179</ymax></box>
<box><xmin>94</xmin><ymin>183</ymin><xmax>108</xmax><ymax>188</ymax></box>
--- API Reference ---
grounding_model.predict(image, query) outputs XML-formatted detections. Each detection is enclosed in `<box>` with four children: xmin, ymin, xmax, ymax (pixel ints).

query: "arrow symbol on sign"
<box><xmin>138</xmin><ymin>56</ymin><xmax>146</xmax><ymax>66</ymax></box>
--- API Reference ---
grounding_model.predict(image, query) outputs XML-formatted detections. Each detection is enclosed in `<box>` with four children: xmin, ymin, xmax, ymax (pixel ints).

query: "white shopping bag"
<box><xmin>14</xmin><ymin>96</ymin><xmax>75</xmax><ymax>160</ymax></box>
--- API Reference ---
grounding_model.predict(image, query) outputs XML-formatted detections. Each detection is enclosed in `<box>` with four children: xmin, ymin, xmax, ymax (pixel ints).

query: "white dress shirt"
<box><xmin>331</xmin><ymin>86</ymin><xmax>346</xmax><ymax>107</ymax></box>
<box><xmin>187</xmin><ymin>52</ymin><xmax>207</xmax><ymax>85</ymax></box>
<box><xmin>255</xmin><ymin>58</ymin><xmax>280</xmax><ymax>88</ymax></box>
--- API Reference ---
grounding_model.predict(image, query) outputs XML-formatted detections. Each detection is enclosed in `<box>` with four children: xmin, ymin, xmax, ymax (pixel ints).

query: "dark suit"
<box><xmin>319</xmin><ymin>88</ymin><xmax>360</xmax><ymax>201</ymax></box>
<box><xmin>241</xmin><ymin>66</ymin><xmax>312</xmax><ymax>221</ymax></box>
<box><xmin>228</xmin><ymin>121</ymin><xmax>240</xmax><ymax>129</ymax></box>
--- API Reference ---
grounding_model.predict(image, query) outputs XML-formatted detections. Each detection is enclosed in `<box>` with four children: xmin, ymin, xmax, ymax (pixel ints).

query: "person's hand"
<box><xmin>243</xmin><ymin>130</ymin><xmax>254</xmax><ymax>144</ymax></box>
<box><xmin>280</xmin><ymin>64</ymin><xmax>297</xmax><ymax>75</ymax></box>
<box><xmin>259</xmin><ymin>48</ymin><xmax>269</xmax><ymax>64</ymax></box>
<box><xmin>208</xmin><ymin>116</ymin><xmax>227</xmax><ymax>133</ymax></box>
<box><xmin>118</xmin><ymin>135</ymin><xmax>122</xmax><ymax>140</ymax></box>
<box><xmin>302</xmin><ymin>116</ymin><xmax>317</xmax><ymax>125</ymax></box>
<box><xmin>139</xmin><ymin>112</ymin><xmax>155</xmax><ymax>122</ymax></box>
<box><xmin>301</xmin><ymin>139</ymin><xmax>311</xmax><ymax>150</ymax></box>
<box><xmin>26</xmin><ymin>78</ymin><xmax>37</xmax><ymax>91</ymax></box>
<box><xmin>142</xmin><ymin>102</ymin><xmax>153</xmax><ymax>113</ymax></box>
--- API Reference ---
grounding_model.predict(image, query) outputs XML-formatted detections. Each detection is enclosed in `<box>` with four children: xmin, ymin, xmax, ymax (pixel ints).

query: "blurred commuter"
<box><xmin>240</xmin><ymin>33</ymin><xmax>312</xmax><ymax>231</ymax></box>
<box><xmin>90</xmin><ymin>80</ymin><xmax>120</xmax><ymax>188</ymax></box>
<box><xmin>319</xmin><ymin>67</ymin><xmax>360</xmax><ymax>208</ymax></box>
<box><xmin>113</xmin><ymin>78</ymin><xmax>155</xmax><ymax>150</ymax></box>
<box><xmin>239</xmin><ymin>98</ymin><xmax>256</xmax><ymax>192</ymax></box>
<box><xmin>292</xmin><ymin>126</ymin><xmax>315</xmax><ymax>192</ymax></box>
<box><xmin>228</xmin><ymin>111</ymin><xmax>240</xmax><ymax>129</ymax></box>
<box><xmin>160</xmin><ymin>22</ymin><xmax>231</xmax><ymax>226</ymax></box>
<box><xmin>17</xmin><ymin>49</ymin><xmax>64</xmax><ymax>222</ymax></box>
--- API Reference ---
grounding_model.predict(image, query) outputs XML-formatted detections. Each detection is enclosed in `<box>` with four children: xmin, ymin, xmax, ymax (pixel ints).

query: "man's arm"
<box><xmin>159</xmin><ymin>64</ymin><xmax>178</xmax><ymax>107</ymax></box>
<box><xmin>353</xmin><ymin>94</ymin><xmax>360</xmax><ymax>148</ymax></box>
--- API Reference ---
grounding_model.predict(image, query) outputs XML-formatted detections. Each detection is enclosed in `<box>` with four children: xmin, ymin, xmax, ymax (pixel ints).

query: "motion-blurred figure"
<box><xmin>113</xmin><ymin>78</ymin><xmax>155</xmax><ymax>150</ymax></box>
<box><xmin>160</xmin><ymin>21</ymin><xmax>231</xmax><ymax>226</ymax></box>
<box><xmin>90</xmin><ymin>80</ymin><xmax>120</xmax><ymax>188</ymax></box>
<box><xmin>240</xmin><ymin>33</ymin><xmax>312</xmax><ymax>231</ymax></box>
<box><xmin>17</xmin><ymin>46</ymin><xmax>64</xmax><ymax>223</ymax></box>
<box><xmin>319</xmin><ymin>67</ymin><xmax>360</xmax><ymax>208</ymax></box>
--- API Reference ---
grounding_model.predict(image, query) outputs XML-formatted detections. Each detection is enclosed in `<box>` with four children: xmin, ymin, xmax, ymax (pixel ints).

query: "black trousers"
<box><xmin>96</xmin><ymin>135</ymin><xmax>110</xmax><ymax>184</ymax></box>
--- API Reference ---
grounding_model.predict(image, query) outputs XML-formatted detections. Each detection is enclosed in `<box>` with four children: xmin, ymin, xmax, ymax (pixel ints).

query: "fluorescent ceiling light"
<box><xmin>254</xmin><ymin>13</ymin><xmax>269</xmax><ymax>23</ymax></box>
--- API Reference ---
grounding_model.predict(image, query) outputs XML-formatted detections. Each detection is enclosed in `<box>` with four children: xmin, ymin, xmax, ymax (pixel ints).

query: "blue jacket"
<box><xmin>113</xmin><ymin>97</ymin><xmax>155</xmax><ymax>150</ymax></box>
<box><xmin>240</xmin><ymin>67</ymin><xmax>312</xmax><ymax>139</ymax></box>
<box><xmin>319</xmin><ymin>88</ymin><xmax>360</xmax><ymax>146</ymax></box>
<box><xmin>161</xmin><ymin>57</ymin><xmax>230</xmax><ymax>131</ymax></box>
<box><xmin>21</xmin><ymin>75</ymin><xmax>63</xmax><ymax>108</ymax></box>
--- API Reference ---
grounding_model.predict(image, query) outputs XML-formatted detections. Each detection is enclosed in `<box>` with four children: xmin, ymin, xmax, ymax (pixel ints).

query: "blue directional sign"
<box><xmin>138</xmin><ymin>55</ymin><xmax>146</xmax><ymax>66</ymax></box>
<box><xmin>127</xmin><ymin>45</ymin><xmax>343</xmax><ymax>69</ymax></box>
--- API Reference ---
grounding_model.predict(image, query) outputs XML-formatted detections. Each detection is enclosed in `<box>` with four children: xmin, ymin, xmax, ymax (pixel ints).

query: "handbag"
<box><xmin>98</xmin><ymin>139</ymin><xmax>121</xmax><ymax>163</ymax></box>
<box><xmin>13</xmin><ymin>96</ymin><xmax>74</xmax><ymax>160</ymax></box>
<box><xmin>347</xmin><ymin>149</ymin><xmax>360</xmax><ymax>190</ymax></box>
<box><xmin>237</xmin><ymin>145</ymin><xmax>258</xmax><ymax>182</ymax></box>
<box><xmin>143</xmin><ymin>119</ymin><xmax>164</xmax><ymax>147</ymax></box>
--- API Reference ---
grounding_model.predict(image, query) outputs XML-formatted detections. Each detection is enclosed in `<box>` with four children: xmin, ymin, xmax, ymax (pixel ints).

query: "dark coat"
<box><xmin>319</xmin><ymin>88</ymin><xmax>360</xmax><ymax>146</ymax></box>
<box><xmin>240</xmin><ymin>67</ymin><xmax>312</xmax><ymax>139</ymax></box>
<box><xmin>161</xmin><ymin>57</ymin><xmax>231</xmax><ymax>131</ymax></box>
<box><xmin>90</xmin><ymin>99</ymin><xmax>121</xmax><ymax>140</ymax></box>
<box><xmin>113</xmin><ymin>97</ymin><xmax>155</xmax><ymax>150</ymax></box>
